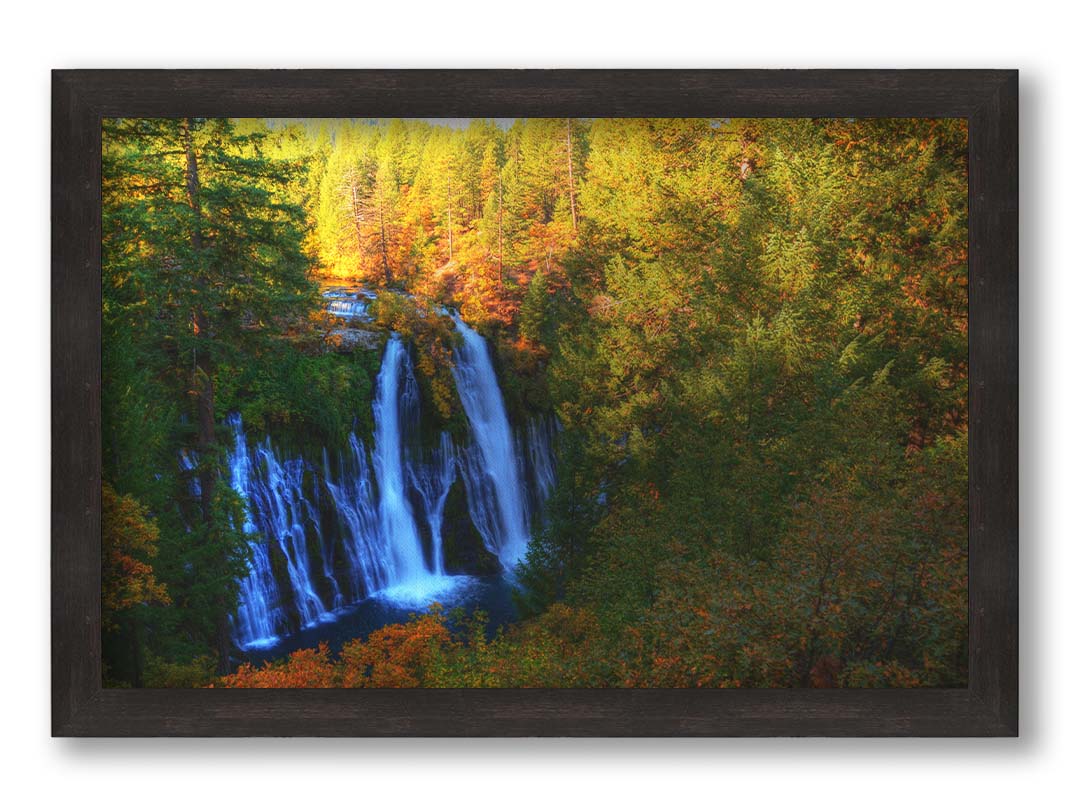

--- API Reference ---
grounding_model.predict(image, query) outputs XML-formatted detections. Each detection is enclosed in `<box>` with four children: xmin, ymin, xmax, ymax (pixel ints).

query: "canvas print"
<box><xmin>101</xmin><ymin>117</ymin><xmax>967</xmax><ymax>689</ymax></box>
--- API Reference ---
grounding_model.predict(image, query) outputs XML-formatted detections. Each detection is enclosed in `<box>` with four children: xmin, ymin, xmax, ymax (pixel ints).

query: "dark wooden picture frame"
<box><xmin>52</xmin><ymin>69</ymin><xmax>1018</xmax><ymax>736</ymax></box>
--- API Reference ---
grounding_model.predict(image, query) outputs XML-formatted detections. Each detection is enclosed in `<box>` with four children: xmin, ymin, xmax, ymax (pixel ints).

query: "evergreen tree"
<box><xmin>103</xmin><ymin>117</ymin><xmax>314</xmax><ymax>675</ymax></box>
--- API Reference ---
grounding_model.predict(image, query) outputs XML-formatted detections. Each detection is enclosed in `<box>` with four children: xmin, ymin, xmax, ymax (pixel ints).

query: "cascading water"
<box><xmin>229</xmin><ymin>416</ymin><xmax>285</xmax><ymax>648</ymax></box>
<box><xmin>254</xmin><ymin>446</ymin><xmax>329</xmax><ymax>627</ymax></box>
<box><xmin>525</xmin><ymin>416</ymin><xmax>560</xmax><ymax>509</ymax></box>
<box><xmin>323</xmin><ymin>434</ymin><xmax>394</xmax><ymax>596</ymax></box>
<box><xmin>450</xmin><ymin>315</ymin><xmax>531</xmax><ymax>568</ymax></box>
<box><xmin>218</xmin><ymin>308</ymin><xmax>557</xmax><ymax>651</ymax></box>
<box><xmin>371</xmin><ymin>335</ymin><xmax>434</xmax><ymax>586</ymax></box>
<box><xmin>303</xmin><ymin>483</ymin><xmax>343</xmax><ymax>609</ymax></box>
<box><xmin>326</xmin><ymin>298</ymin><xmax>371</xmax><ymax>320</ymax></box>
<box><xmin>409</xmin><ymin>432</ymin><xmax>457</xmax><ymax>575</ymax></box>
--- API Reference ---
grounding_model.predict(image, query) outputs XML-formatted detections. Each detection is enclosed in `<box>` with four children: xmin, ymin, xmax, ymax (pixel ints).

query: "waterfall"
<box><xmin>450</xmin><ymin>315</ymin><xmax>530</xmax><ymax>568</ymax></box>
<box><xmin>228</xmin><ymin>417</ymin><xmax>285</xmax><ymax>648</ymax></box>
<box><xmin>178</xmin><ymin>449</ymin><xmax>200</xmax><ymax>498</ymax></box>
<box><xmin>323</xmin><ymin>433</ymin><xmax>394</xmax><ymax>596</ymax></box>
<box><xmin>409</xmin><ymin>432</ymin><xmax>457</xmax><ymax>575</ymax></box>
<box><xmin>257</xmin><ymin>447</ymin><xmax>330</xmax><ymax>627</ymax></box>
<box><xmin>372</xmin><ymin>335</ymin><xmax>434</xmax><ymax>585</ymax></box>
<box><xmin>219</xmin><ymin>310</ymin><xmax>558</xmax><ymax>650</ymax></box>
<box><xmin>304</xmin><ymin>481</ymin><xmax>343</xmax><ymax>609</ymax></box>
<box><xmin>525</xmin><ymin>416</ymin><xmax>560</xmax><ymax>509</ymax></box>
<box><xmin>326</xmin><ymin>298</ymin><xmax>371</xmax><ymax>320</ymax></box>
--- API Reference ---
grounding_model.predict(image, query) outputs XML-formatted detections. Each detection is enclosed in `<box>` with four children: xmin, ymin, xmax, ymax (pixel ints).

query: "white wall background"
<box><xmin>2</xmin><ymin>2</ymin><xmax>1059</xmax><ymax>797</ymax></box>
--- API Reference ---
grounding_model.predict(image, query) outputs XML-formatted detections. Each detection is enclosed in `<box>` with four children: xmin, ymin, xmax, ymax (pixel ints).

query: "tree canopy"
<box><xmin>102</xmin><ymin>116</ymin><xmax>968</xmax><ymax>689</ymax></box>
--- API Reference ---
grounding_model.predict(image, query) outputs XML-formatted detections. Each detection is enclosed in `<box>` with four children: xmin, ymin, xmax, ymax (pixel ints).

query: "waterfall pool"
<box><xmin>234</xmin><ymin>572</ymin><xmax>520</xmax><ymax>667</ymax></box>
<box><xmin>218</xmin><ymin>312</ymin><xmax>555</xmax><ymax>665</ymax></box>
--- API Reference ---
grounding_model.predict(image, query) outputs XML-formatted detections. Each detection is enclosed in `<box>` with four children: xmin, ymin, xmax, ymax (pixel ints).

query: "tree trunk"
<box><xmin>193</xmin><ymin>365</ymin><xmax>216</xmax><ymax>520</ymax></box>
<box><xmin>183</xmin><ymin>123</ymin><xmax>215</xmax><ymax>525</ymax></box>
<box><xmin>215</xmin><ymin>615</ymin><xmax>231</xmax><ymax>676</ymax></box>
<box><xmin>566</xmin><ymin>118</ymin><xmax>578</xmax><ymax>234</ymax></box>
<box><xmin>130</xmin><ymin>616</ymin><xmax>144</xmax><ymax>688</ymax></box>
<box><xmin>182</xmin><ymin>119</ymin><xmax>203</xmax><ymax>252</ymax></box>
<box><xmin>349</xmin><ymin>178</ymin><xmax>364</xmax><ymax>256</ymax></box>
<box><xmin>739</xmin><ymin>126</ymin><xmax>755</xmax><ymax>181</ymax></box>
<box><xmin>446</xmin><ymin>173</ymin><xmax>454</xmax><ymax>262</ymax></box>
<box><xmin>497</xmin><ymin>170</ymin><xmax>504</xmax><ymax>284</ymax></box>
<box><xmin>377</xmin><ymin>179</ymin><xmax>392</xmax><ymax>285</ymax></box>
<box><xmin>183</xmin><ymin>118</ymin><xmax>231</xmax><ymax>675</ymax></box>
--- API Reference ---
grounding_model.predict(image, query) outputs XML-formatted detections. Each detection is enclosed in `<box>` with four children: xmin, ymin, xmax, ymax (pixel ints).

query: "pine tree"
<box><xmin>103</xmin><ymin>117</ymin><xmax>313</xmax><ymax>672</ymax></box>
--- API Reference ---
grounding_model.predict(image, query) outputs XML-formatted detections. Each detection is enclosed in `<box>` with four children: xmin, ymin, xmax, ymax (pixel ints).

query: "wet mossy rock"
<box><xmin>266</xmin><ymin>537</ymin><xmax>300</xmax><ymax>635</ymax></box>
<box><xmin>325</xmin><ymin>326</ymin><xmax>386</xmax><ymax>353</ymax></box>
<box><xmin>442</xmin><ymin>473</ymin><xmax>501</xmax><ymax>576</ymax></box>
<box><xmin>300</xmin><ymin>476</ymin><xmax>335</xmax><ymax>605</ymax></box>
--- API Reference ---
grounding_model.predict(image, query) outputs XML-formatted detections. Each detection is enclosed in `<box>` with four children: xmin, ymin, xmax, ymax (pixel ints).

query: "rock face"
<box><xmin>222</xmin><ymin>314</ymin><xmax>557</xmax><ymax>650</ymax></box>
<box><xmin>440</xmin><ymin>473</ymin><xmax>502</xmax><ymax>576</ymax></box>
<box><xmin>320</xmin><ymin>284</ymin><xmax>387</xmax><ymax>352</ymax></box>
<box><xmin>325</xmin><ymin>327</ymin><xmax>385</xmax><ymax>352</ymax></box>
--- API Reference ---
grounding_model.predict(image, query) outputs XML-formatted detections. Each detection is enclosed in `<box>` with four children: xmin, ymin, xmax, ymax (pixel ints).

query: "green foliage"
<box><xmin>102</xmin><ymin>117</ymin><xmax>324</xmax><ymax>682</ymax></box>
<box><xmin>143</xmin><ymin>654</ymin><xmax>217</xmax><ymax>689</ymax></box>
<box><xmin>515</xmin><ymin>432</ymin><xmax>602</xmax><ymax>616</ymax></box>
<box><xmin>371</xmin><ymin>292</ymin><xmax>465</xmax><ymax>430</ymax></box>
<box><xmin>521</xmin><ymin>117</ymin><xmax>968</xmax><ymax>687</ymax></box>
<box><xmin>219</xmin><ymin>604</ymin><xmax>612</xmax><ymax>688</ymax></box>
<box><xmin>105</xmin><ymin>116</ymin><xmax>968</xmax><ymax>688</ymax></box>
<box><xmin>101</xmin><ymin>484</ymin><xmax>171</xmax><ymax>637</ymax></box>
<box><xmin>518</xmin><ymin>268</ymin><xmax>551</xmax><ymax>344</ymax></box>
<box><xmin>215</xmin><ymin>344</ymin><xmax>378</xmax><ymax>447</ymax></box>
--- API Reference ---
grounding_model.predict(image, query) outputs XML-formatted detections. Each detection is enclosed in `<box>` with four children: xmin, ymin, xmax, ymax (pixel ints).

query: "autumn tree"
<box><xmin>101</xmin><ymin>484</ymin><xmax>171</xmax><ymax>686</ymax></box>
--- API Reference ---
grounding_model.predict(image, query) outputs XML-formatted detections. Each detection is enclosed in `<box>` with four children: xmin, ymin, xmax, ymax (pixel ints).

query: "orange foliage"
<box><xmin>101</xmin><ymin>483</ymin><xmax>170</xmax><ymax>631</ymax></box>
<box><xmin>219</xmin><ymin>643</ymin><xmax>336</xmax><ymax>688</ymax></box>
<box><xmin>213</xmin><ymin>604</ymin><xmax>609</xmax><ymax>689</ymax></box>
<box><xmin>339</xmin><ymin>612</ymin><xmax>453</xmax><ymax>687</ymax></box>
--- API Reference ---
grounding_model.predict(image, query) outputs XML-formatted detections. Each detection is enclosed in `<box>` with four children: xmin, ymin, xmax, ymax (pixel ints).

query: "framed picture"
<box><xmin>52</xmin><ymin>69</ymin><xmax>1017</xmax><ymax>736</ymax></box>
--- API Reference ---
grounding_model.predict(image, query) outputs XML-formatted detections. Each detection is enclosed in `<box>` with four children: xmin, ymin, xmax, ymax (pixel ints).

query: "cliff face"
<box><xmin>439</xmin><ymin>473</ymin><xmax>501</xmax><ymax>577</ymax></box>
<box><xmin>224</xmin><ymin>315</ymin><xmax>557</xmax><ymax>651</ymax></box>
<box><xmin>325</xmin><ymin>327</ymin><xmax>385</xmax><ymax>352</ymax></box>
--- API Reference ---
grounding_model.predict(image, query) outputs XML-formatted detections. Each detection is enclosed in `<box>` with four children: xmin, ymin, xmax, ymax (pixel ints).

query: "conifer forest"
<box><xmin>101</xmin><ymin>117</ymin><xmax>968</xmax><ymax>688</ymax></box>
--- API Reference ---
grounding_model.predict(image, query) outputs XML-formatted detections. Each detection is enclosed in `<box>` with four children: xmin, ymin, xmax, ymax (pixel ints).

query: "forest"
<box><xmin>101</xmin><ymin>116</ymin><xmax>968</xmax><ymax>689</ymax></box>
